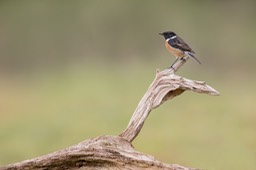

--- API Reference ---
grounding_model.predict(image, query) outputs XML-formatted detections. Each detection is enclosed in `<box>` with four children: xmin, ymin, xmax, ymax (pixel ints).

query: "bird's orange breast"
<box><xmin>165</xmin><ymin>41</ymin><xmax>184</xmax><ymax>58</ymax></box>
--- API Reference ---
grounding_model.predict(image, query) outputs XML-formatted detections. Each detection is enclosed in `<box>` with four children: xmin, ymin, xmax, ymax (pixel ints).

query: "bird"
<box><xmin>159</xmin><ymin>31</ymin><xmax>201</xmax><ymax>67</ymax></box>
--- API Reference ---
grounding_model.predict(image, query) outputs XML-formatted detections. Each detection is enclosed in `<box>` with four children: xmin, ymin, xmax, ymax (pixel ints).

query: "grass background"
<box><xmin>0</xmin><ymin>1</ymin><xmax>256</xmax><ymax>169</ymax></box>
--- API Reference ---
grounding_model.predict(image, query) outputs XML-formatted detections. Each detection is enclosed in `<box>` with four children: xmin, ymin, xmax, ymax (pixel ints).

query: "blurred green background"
<box><xmin>0</xmin><ymin>0</ymin><xmax>256</xmax><ymax>169</ymax></box>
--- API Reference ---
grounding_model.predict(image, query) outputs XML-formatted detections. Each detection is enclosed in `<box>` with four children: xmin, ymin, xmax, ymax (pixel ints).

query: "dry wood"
<box><xmin>0</xmin><ymin>56</ymin><xmax>219</xmax><ymax>170</ymax></box>
<box><xmin>119</xmin><ymin>56</ymin><xmax>219</xmax><ymax>142</ymax></box>
<box><xmin>1</xmin><ymin>136</ymin><xmax>197</xmax><ymax>170</ymax></box>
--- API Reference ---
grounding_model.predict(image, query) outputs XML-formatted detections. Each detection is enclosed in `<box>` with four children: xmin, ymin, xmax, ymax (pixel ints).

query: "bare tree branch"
<box><xmin>119</xmin><ymin>56</ymin><xmax>219</xmax><ymax>142</ymax></box>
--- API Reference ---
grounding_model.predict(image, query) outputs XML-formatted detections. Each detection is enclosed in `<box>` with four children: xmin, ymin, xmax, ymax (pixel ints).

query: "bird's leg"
<box><xmin>168</xmin><ymin>57</ymin><xmax>180</xmax><ymax>70</ymax></box>
<box><xmin>181</xmin><ymin>57</ymin><xmax>186</xmax><ymax>62</ymax></box>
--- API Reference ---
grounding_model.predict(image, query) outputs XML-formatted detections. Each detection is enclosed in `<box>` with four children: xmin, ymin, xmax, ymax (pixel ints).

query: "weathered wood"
<box><xmin>0</xmin><ymin>56</ymin><xmax>219</xmax><ymax>170</ymax></box>
<box><xmin>1</xmin><ymin>136</ymin><xmax>196</xmax><ymax>170</ymax></box>
<box><xmin>119</xmin><ymin>57</ymin><xmax>219</xmax><ymax>142</ymax></box>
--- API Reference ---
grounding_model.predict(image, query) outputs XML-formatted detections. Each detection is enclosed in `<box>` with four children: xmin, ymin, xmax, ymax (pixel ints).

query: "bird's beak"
<box><xmin>159</xmin><ymin>32</ymin><xmax>163</xmax><ymax>35</ymax></box>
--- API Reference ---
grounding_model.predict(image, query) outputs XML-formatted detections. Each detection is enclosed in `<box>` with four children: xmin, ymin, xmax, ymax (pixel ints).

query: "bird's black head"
<box><xmin>159</xmin><ymin>31</ymin><xmax>176</xmax><ymax>39</ymax></box>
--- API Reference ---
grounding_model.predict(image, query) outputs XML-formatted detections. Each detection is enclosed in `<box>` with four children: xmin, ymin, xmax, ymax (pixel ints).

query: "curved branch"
<box><xmin>119</xmin><ymin>57</ymin><xmax>219</xmax><ymax>142</ymax></box>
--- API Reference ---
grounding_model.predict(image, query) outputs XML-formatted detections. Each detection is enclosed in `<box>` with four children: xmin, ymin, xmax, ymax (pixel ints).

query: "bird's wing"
<box><xmin>168</xmin><ymin>36</ymin><xmax>195</xmax><ymax>53</ymax></box>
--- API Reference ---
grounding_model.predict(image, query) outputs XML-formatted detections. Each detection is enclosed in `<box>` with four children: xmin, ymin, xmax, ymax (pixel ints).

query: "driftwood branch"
<box><xmin>1</xmin><ymin>136</ymin><xmax>197</xmax><ymax>170</ymax></box>
<box><xmin>119</xmin><ymin>56</ymin><xmax>219</xmax><ymax>142</ymax></box>
<box><xmin>0</xmin><ymin>56</ymin><xmax>219</xmax><ymax>170</ymax></box>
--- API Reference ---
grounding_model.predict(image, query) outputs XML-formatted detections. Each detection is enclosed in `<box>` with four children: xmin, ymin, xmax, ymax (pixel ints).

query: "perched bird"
<box><xmin>159</xmin><ymin>31</ymin><xmax>201</xmax><ymax>67</ymax></box>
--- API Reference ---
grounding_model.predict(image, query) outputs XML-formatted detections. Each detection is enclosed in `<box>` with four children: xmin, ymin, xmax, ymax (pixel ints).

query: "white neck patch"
<box><xmin>170</xmin><ymin>35</ymin><xmax>177</xmax><ymax>39</ymax></box>
<box><xmin>166</xmin><ymin>36</ymin><xmax>176</xmax><ymax>41</ymax></box>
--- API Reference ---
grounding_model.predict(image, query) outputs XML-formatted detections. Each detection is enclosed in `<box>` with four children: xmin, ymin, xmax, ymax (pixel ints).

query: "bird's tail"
<box><xmin>185</xmin><ymin>52</ymin><xmax>201</xmax><ymax>64</ymax></box>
